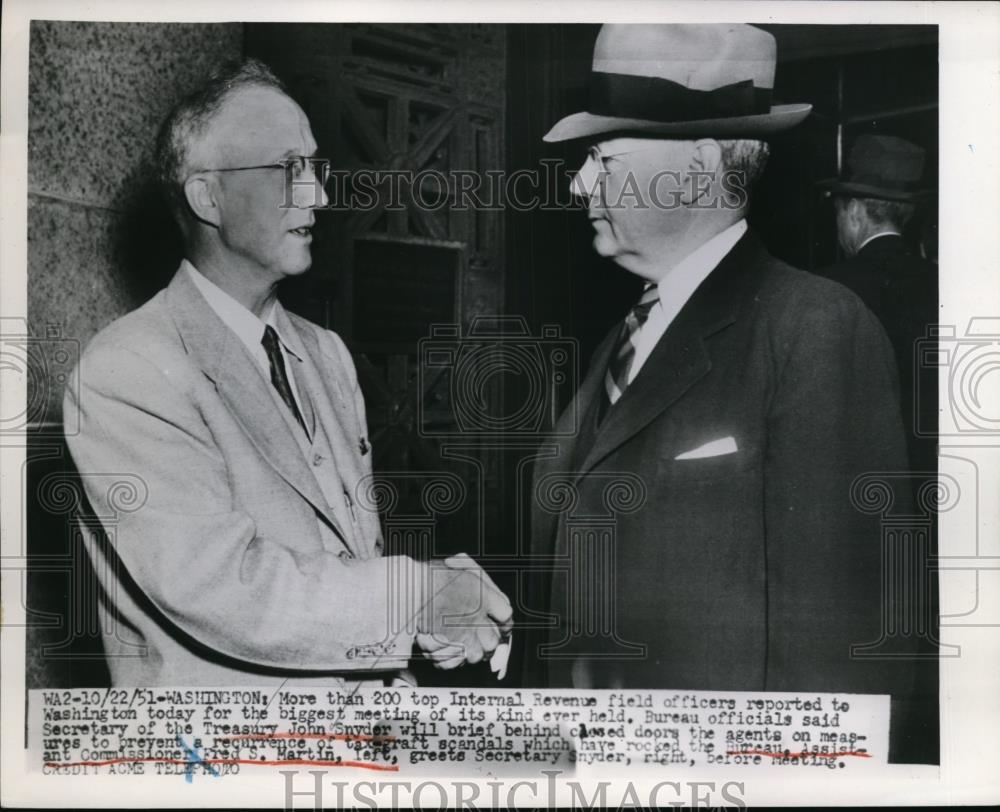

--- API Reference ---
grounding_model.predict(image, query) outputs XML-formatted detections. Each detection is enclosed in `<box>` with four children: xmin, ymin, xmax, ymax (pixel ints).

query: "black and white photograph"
<box><xmin>2</xmin><ymin>0</ymin><xmax>998</xmax><ymax>807</ymax></box>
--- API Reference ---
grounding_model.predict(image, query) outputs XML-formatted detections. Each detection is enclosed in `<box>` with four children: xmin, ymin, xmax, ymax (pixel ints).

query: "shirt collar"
<box><xmin>183</xmin><ymin>260</ymin><xmax>302</xmax><ymax>360</ymax></box>
<box><xmin>268</xmin><ymin>300</ymin><xmax>306</xmax><ymax>361</ymax></box>
<box><xmin>654</xmin><ymin>218</ymin><xmax>747</xmax><ymax>303</ymax></box>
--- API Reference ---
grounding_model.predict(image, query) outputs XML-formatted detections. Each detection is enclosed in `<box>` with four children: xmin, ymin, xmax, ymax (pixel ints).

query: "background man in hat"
<box><xmin>64</xmin><ymin>59</ymin><xmax>512</xmax><ymax>687</ymax></box>
<box><xmin>525</xmin><ymin>24</ymin><xmax>927</xmax><ymax>761</ymax></box>
<box><xmin>819</xmin><ymin>134</ymin><xmax>937</xmax><ymax>473</ymax></box>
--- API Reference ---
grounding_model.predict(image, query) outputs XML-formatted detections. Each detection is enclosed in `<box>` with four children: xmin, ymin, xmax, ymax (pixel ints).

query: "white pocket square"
<box><xmin>674</xmin><ymin>436</ymin><xmax>738</xmax><ymax>460</ymax></box>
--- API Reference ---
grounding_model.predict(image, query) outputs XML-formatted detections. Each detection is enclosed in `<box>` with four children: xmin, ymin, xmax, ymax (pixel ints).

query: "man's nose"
<box><xmin>570</xmin><ymin>153</ymin><xmax>602</xmax><ymax>200</ymax></box>
<box><xmin>312</xmin><ymin>178</ymin><xmax>330</xmax><ymax>209</ymax></box>
<box><xmin>290</xmin><ymin>173</ymin><xmax>329</xmax><ymax>209</ymax></box>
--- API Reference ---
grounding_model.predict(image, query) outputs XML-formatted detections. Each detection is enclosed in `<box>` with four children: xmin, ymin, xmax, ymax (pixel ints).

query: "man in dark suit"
<box><xmin>524</xmin><ymin>24</ymin><xmax>924</xmax><ymax>760</ymax></box>
<box><xmin>819</xmin><ymin>134</ymin><xmax>937</xmax><ymax>472</ymax></box>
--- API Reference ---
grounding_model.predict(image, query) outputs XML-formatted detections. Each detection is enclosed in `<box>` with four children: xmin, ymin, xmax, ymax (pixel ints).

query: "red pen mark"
<box><xmin>727</xmin><ymin>749</ymin><xmax>871</xmax><ymax>759</ymax></box>
<box><xmin>43</xmin><ymin>757</ymin><xmax>398</xmax><ymax>771</ymax></box>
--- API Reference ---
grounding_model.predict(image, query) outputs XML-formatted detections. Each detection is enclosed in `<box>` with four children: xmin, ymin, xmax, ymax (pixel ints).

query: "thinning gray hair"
<box><xmin>855</xmin><ymin>197</ymin><xmax>917</xmax><ymax>231</ymax></box>
<box><xmin>154</xmin><ymin>58</ymin><xmax>287</xmax><ymax>219</ymax></box>
<box><xmin>719</xmin><ymin>139</ymin><xmax>770</xmax><ymax>198</ymax></box>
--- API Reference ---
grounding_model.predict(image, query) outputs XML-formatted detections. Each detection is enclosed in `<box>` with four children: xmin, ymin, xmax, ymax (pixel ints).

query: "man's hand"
<box><xmin>416</xmin><ymin>555</ymin><xmax>513</xmax><ymax>669</ymax></box>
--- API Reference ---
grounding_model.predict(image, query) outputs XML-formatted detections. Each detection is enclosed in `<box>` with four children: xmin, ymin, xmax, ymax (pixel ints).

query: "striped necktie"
<box><xmin>262</xmin><ymin>324</ymin><xmax>309</xmax><ymax>436</ymax></box>
<box><xmin>604</xmin><ymin>284</ymin><xmax>659</xmax><ymax>408</ymax></box>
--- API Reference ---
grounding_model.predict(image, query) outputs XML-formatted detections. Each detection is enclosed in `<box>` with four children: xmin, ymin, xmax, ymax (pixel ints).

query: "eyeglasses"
<box><xmin>201</xmin><ymin>155</ymin><xmax>331</xmax><ymax>186</ymax></box>
<box><xmin>587</xmin><ymin>144</ymin><xmax>664</xmax><ymax>167</ymax></box>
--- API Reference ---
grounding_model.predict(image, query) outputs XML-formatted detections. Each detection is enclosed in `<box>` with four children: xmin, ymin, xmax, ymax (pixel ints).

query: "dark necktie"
<box><xmin>603</xmin><ymin>284</ymin><xmax>659</xmax><ymax>409</ymax></box>
<box><xmin>261</xmin><ymin>324</ymin><xmax>308</xmax><ymax>436</ymax></box>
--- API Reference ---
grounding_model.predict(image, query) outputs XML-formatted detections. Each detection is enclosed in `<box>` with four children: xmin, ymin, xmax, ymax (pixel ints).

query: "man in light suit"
<box><xmin>524</xmin><ymin>24</ymin><xmax>925</xmax><ymax>760</ymax></box>
<box><xmin>65</xmin><ymin>59</ymin><xmax>511</xmax><ymax>686</ymax></box>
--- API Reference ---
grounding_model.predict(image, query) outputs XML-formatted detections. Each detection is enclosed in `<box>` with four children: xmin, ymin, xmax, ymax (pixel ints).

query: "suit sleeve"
<box><xmin>763</xmin><ymin>291</ymin><xmax>917</xmax><ymax>697</ymax></box>
<box><xmin>64</xmin><ymin>342</ymin><xmax>423</xmax><ymax>672</ymax></box>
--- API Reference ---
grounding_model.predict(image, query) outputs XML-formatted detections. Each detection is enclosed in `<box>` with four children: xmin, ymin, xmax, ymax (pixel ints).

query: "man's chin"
<box><xmin>591</xmin><ymin>233</ymin><xmax>619</xmax><ymax>259</ymax></box>
<box><xmin>591</xmin><ymin>238</ymin><xmax>643</xmax><ymax>275</ymax></box>
<box><xmin>281</xmin><ymin>251</ymin><xmax>313</xmax><ymax>278</ymax></box>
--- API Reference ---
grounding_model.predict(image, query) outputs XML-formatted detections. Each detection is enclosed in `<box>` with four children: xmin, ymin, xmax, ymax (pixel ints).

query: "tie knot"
<box><xmin>262</xmin><ymin>324</ymin><xmax>281</xmax><ymax>353</ymax></box>
<box><xmin>631</xmin><ymin>285</ymin><xmax>658</xmax><ymax>321</ymax></box>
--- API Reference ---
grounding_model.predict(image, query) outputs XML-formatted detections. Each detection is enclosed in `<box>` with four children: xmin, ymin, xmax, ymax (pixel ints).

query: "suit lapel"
<box><xmin>529</xmin><ymin>325</ymin><xmax>617</xmax><ymax>556</ymax></box>
<box><xmin>574</xmin><ymin>230</ymin><xmax>760</xmax><ymax>477</ymax></box>
<box><xmin>294</xmin><ymin>361</ymin><xmax>317</xmax><ymax>441</ymax></box>
<box><xmin>164</xmin><ymin>269</ymin><xmax>349</xmax><ymax>543</ymax></box>
<box><xmin>550</xmin><ymin>327</ymin><xmax>617</xmax><ymax>467</ymax></box>
<box><xmin>286</xmin><ymin>315</ymin><xmax>378</xmax><ymax>560</ymax></box>
<box><xmin>577</xmin><ymin>305</ymin><xmax>711</xmax><ymax>476</ymax></box>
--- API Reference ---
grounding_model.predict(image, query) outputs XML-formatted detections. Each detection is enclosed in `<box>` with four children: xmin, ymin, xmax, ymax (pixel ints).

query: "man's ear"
<box><xmin>839</xmin><ymin>197</ymin><xmax>868</xmax><ymax>256</ymax></box>
<box><xmin>183</xmin><ymin>174</ymin><xmax>222</xmax><ymax>228</ymax></box>
<box><xmin>680</xmin><ymin>139</ymin><xmax>723</xmax><ymax>205</ymax></box>
<box><xmin>690</xmin><ymin>139</ymin><xmax>723</xmax><ymax>174</ymax></box>
<box><xmin>846</xmin><ymin>197</ymin><xmax>867</xmax><ymax>230</ymax></box>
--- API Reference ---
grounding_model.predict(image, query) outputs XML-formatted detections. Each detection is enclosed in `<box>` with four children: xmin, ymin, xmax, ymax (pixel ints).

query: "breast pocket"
<box><xmin>659</xmin><ymin>440</ymin><xmax>760</xmax><ymax>483</ymax></box>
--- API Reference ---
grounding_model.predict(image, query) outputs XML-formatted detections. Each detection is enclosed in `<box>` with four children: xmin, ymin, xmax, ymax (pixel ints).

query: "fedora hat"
<box><xmin>543</xmin><ymin>23</ymin><xmax>812</xmax><ymax>142</ymax></box>
<box><xmin>819</xmin><ymin>134</ymin><xmax>933</xmax><ymax>202</ymax></box>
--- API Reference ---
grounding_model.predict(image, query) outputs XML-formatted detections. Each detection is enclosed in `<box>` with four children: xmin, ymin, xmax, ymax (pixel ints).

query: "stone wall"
<box><xmin>26</xmin><ymin>21</ymin><xmax>243</xmax><ymax>687</ymax></box>
<box><xmin>28</xmin><ymin>20</ymin><xmax>243</xmax><ymax>427</ymax></box>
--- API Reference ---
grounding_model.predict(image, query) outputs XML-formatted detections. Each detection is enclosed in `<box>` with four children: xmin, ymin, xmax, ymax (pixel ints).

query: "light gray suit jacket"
<box><xmin>64</xmin><ymin>267</ymin><xmax>420</xmax><ymax>686</ymax></box>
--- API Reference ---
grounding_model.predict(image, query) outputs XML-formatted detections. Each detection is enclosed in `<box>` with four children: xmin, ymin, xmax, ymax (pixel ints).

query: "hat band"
<box><xmin>849</xmin><ymin>173</ymin><xmax>923</xmax><ymax>191</ymax></box>
<box><xmin>590</xmin><ymin>72</ymin><xmax>772</xmax><ymax>124</ymax></box>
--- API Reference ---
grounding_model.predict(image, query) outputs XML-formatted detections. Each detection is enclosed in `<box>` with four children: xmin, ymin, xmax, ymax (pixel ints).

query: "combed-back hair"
<box><xmin>154</xmin><ymin>58</ymin><xmax>287</xmax><ymax>219</ymax></box>
<box><xmin>719</xmin><ymin>139</ymin><xmax>770</xmax><ymax>202</ymax></box>
<box><xmin>856</xmin><ymin>197</ymin><xmax>917</xmax><ymax>231</ymax></box>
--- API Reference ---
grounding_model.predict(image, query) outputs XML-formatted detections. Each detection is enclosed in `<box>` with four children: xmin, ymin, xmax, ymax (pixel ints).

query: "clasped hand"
<box><xmin>416</xmin><ymin>554</ymin><xmax>513</xmax><ymax>669</ymax></box>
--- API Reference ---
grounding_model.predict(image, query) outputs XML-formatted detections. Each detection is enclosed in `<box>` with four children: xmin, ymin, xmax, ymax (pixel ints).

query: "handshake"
<box><xmin>415</xmin><ymin>553</ymin><xmax>514</xmax><ymax>672</ymax></box>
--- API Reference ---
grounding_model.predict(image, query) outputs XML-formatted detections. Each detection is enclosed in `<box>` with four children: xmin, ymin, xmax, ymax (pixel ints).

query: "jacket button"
<box><xmin>338</xmin><ymin>550</ymin><xmax>354</xmax><ymax>560</ymax></box>
<box><xmin>313</xmin><ymin>453</ymin><xmax>324</xmax><ymax>466</ymax></box>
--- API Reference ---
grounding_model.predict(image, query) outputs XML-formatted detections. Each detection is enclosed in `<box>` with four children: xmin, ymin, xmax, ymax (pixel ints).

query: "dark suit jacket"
<box><xmin>523</xmin><ymin>230</ymin><xmax>919</xmax><ymax>725</ymax></box>
<box><xmin>818</xmin><ymin>234</ymin><xmax>938</xmax><ymax>472</ymax></box>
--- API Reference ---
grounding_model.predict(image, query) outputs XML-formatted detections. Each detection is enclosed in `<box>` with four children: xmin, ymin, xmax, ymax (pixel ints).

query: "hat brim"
<box><xmin>542</xmin><ymin>103</ymin><xmax>813</xmax><ymax>143</ymax></box>
<box><xmin>817</xmin><ymin>178</ymin><xmax>934</xmax><ymax>203</ymax></box>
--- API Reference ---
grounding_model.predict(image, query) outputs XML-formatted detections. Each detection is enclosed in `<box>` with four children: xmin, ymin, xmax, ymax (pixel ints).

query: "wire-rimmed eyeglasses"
<box><xmin>199</xmin><ymin>155</ymin><xmax>331</xmax><ymax>186</ymax></box>
<box><xmin>587</xmin><ymin>144</ymin><xmax>664</xmax><ymax>168</ymax></box>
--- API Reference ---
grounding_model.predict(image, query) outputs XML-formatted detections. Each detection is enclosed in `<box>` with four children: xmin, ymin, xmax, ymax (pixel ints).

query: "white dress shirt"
<box><xmin>184</xmin><ymin>260</ymin><xmax>307</xmax><ymax>425</ymax></box>
<box><xmin>624</xmin><ymin>218</ymin><xmax>747</xmax><ymax>388</ymax></box>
